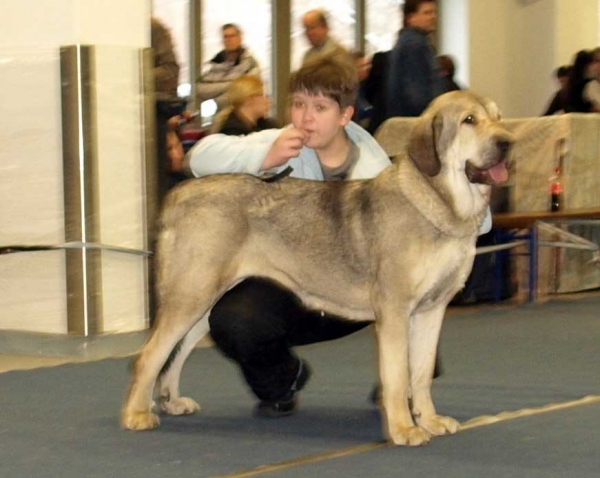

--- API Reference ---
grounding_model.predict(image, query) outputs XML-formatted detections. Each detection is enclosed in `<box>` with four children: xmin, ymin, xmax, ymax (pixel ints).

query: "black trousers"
<box><xmin>209</xmin><ymin>278</ymin><xmax>371</xmax><ymax>401</ymax></box>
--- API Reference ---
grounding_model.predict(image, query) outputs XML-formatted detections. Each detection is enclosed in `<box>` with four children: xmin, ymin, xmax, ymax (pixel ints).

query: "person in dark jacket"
<box><xmin>386</xmin><ymin>0</ymin><xmax>440</xmax><ymax>118</ymax></box>
<box><xmin>196</xmin><ymin>24</ymin><xmax>261</xmax><ymax>112</ymax></box>
<box><xmin>364</xmin><ymin>50</ymin><xmax>390</xmax><ymax>134</ymax></box>
<box><xmin>437</xmin><ymin>54</ymin><xmax>463</xmax><ymax>93</ymax></box>
<box><xmin>351</xmin><ymin>50</ymin><xmax>373</xmax><ymax>126</ymax></box>
<box><xmin>542</xmin><ymin>65</ymin><xmax>572</xmax><ymax>115</ymax></box>
<box><xmin>565</xmin><ymin>50</ymin><xmax>594</xmax><ymax>113</ymax></box>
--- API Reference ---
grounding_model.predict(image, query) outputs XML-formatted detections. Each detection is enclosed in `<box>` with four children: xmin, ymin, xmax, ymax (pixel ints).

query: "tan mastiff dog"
<box><xmin>122</xmin><ymin>90</ymin><xmax>513</xmax><ymax>446</ymax></box>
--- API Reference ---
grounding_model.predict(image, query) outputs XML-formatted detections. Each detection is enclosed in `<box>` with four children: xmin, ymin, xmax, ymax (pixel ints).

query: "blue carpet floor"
<box><xmin>1</xmin><ymin>296</ymin><xmax>599</xmax><ymax>477</ymax></box>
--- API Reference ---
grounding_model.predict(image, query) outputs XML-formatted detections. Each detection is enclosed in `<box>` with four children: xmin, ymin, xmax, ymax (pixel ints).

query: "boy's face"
<box><xmin>290</xmin><ymin>91</ymin><xmax>353</xmax><ymax>150</ymax></box>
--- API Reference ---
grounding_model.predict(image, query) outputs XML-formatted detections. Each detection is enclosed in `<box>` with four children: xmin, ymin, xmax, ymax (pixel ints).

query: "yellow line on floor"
<box><xmin>211</xmin><ymin>394</ymin><xmax>600</xmax><ymax>478</ymax></box>
<box><xmin>459</xmin><ymin>394</ymin><xmax>600</xmax><ymax>430</ymax></box>
<box><xmin>211</xmin><ymin>441</ymin><xmax>389</xmax><ymax>478</ymax></box>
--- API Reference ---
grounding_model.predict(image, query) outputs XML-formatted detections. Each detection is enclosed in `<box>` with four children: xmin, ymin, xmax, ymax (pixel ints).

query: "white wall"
<box><xmin>0</xmin><ymin>0</ymin><xmax>152</xmax><ymax>334</ymax></box>
<box><xmin>441</xmin><ymin>0</ymin><xmax>600</xmax><ymax>118</ymax></box>
<box><xmin>468</xmin><ymin>0</ymin><xmax>512</xmax><ymax>112</ymax></box>
<box><xmin>439</xmin><ymin>0</ymin><xmax>469</xmax><ymax>87</ymax></box>
<box><xmin>555</xmin><ymin>0</ymin><xmax>600</xmax><ymax>66</ymax></box>
<box><xmin>0</xmin><ymin>0</ymin><xmax>150</xmax><ymax>47</ymax></box>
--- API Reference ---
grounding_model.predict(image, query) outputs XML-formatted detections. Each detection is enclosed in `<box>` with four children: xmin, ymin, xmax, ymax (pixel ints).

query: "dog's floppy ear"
<box><xmin>407</xmin><ymin>115</ymin><xmax>442</xmax><ymax>176</ymax></box>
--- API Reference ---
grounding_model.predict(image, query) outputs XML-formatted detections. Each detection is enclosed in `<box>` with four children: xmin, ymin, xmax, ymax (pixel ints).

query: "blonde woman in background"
<box><xmin>211</xmin><ymin>75</ymin><xmax>279</xmax><ymax>135</ymax></box>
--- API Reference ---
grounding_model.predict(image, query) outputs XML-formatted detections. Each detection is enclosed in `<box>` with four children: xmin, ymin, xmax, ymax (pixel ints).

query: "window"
<box><xmin>365</xmin><ymin>0</ymin><xmax>402</xmax><ymax>55</ymax></box>
<box><xmin>151</xmin><ymin>1</ymin><xmax>411</xmax><ymax>122</ymax></box>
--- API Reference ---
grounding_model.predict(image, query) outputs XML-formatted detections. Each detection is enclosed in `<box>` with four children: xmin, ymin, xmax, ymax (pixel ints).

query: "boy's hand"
<box><xmin>261</xmin><ymin>128</ymin><xmax>307</xmax><ymax>170</ymax></box>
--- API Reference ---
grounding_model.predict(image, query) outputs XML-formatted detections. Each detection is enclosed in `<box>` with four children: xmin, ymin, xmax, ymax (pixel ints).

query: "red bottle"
<box><xmin>550</xmin><ymin>167</ymin><xmax>563</xmax><ymax>212</ymax></box>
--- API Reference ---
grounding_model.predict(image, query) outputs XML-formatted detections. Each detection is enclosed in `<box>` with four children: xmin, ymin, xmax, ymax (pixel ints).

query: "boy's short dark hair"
<box><xmin>288</xmin><ymin>55</ymin><xmax>358</xmax><ymax>109</ymax></box>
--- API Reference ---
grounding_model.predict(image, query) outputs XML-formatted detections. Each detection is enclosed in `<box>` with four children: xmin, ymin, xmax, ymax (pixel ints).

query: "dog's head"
<box><xmin>407</xmin><ymin>91</ymin><xmax>514</xmax><ymax>217</ymax></box>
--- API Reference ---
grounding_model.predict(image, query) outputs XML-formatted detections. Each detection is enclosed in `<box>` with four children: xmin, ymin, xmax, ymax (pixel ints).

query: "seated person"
<box><xmin>196</xmin><ymin>23</ymin><xmax>261</xmax><ymax>112</ymax></box>
<box><xmin>542</xmin><ymin>65</ymin><xmax>572</xmax><ymax>116</ymax></box>
<box><xmin>210</xmin><ymin>75</ymin><xmax>279</xmax><ymax>135</ymax></box>
<box><xmin>164</xmin><ymin>112</ymin><xmax>197</xmax><ymax>188</ymax></box>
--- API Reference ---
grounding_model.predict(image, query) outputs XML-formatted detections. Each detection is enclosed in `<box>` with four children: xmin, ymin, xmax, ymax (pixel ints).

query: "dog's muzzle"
<box><xmin>465</xmin><ymin>138</ymin><xmax>512</xmax><ymax>185</ymax></box>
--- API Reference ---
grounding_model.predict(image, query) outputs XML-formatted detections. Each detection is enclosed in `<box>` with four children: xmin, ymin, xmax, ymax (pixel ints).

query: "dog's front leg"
<box><xmin>376</xmin><ymin>304</ymin><xmax>431</xmax><ymax>446</ymax></box>
<box><xmin>409</xmin><ymin>306</ymin><xmax>459</xmax><ymax>437</ymax></box>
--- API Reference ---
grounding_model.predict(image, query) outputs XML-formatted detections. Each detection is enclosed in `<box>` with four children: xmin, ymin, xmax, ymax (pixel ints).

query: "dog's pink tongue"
<box><xmin>488</xmin><ymin>161</ymin><xmax>509</xmax><ymax>184</ymax></box>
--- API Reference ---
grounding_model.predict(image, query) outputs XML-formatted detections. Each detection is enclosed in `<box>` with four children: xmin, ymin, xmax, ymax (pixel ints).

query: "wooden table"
<box><xmin>492</xmin><ymin>208</ymin><xmax>600</xmax><ymax>229</ymax></box>
<box><xmin>491</xmin><ymin>209</ymin><xmax>600</xmax><ymax>302</ymax></box>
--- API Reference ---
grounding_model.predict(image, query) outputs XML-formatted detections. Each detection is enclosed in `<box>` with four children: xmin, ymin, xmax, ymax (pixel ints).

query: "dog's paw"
<box><xmin>388</xmin><ymin>425</ymin><xmax>431</xmax><ymax>446</ymax></box>
<box><xmin>160</xmin><ymin>396</ymin><xmax>201</xmax><ymax>416</ymax></box>
<box><xmin>121</xmin><ymin>410</ymin><xmax>160</xmax><ymax>431</ymax></box>
<box><xmin>416</xmin><ymin>414</ymin><xmax>460</xmax><ymax>436</ymax></box>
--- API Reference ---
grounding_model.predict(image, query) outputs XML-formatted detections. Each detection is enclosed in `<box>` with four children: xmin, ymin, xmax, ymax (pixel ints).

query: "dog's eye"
<box><xmin>463</xmin><ymin>115</ymin><xmax>476</xmax><ymax>125</ymax></box>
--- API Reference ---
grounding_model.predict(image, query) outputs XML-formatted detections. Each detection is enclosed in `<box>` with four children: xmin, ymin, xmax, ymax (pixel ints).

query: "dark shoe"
<box><xmin>255</xmin><ymin>396</ymin><xmax>297</xmax><ymax>417</ymax></box>
<box><xmin>255</xmin><ymin>359</ymin><xmax>311</xmax><ymax>418</ymax></box>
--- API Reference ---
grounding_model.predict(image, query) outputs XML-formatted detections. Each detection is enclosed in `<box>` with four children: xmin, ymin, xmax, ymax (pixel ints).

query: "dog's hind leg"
<box><xmin>121</xmin><ymin>284</ymin><xmax>217</xmax><ymax>431</ymax></box>
<box><xmin>375</xmin><ymin>298</ymin><xmax>431</xmax><ymax>446</ymax></box>
<box><xmin>157</xmin><ymin>314</ymin><xmax>210</xmax><ymax>416</ymax></box>
<box><xmin>409</xmin><ymin>305</ymin><xmax>459</xmax><ymax>437</ymax></box>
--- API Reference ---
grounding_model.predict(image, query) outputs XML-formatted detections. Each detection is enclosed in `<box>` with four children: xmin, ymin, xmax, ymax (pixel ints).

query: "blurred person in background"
<box><xmin>196</xmin><ymin>24</ymin><xmax>261</xmax><ymax>112</ymax></box>
<box><xmin>564</xmin><ymin>49</ymin><xmax>594</xmax><ymax>113</ymax></box>
<box><xmin>364</xmin><ymin>49</ymin><xmax>391</xmax><ymax>134</ymax></box>
<box><xmin>301</xmin><ymin>9</ymin><xmax>351</xmax><ymax>67</ymax></box>
<box><xmin>351</xmin><ymin>50</ymin><xmax>373</xmax><ymax>127</ymax></box>
<box><xmin>583</xmin><ymin>47</ymin><xmax>600</xmax><ymax>112</ymax></box>
<box><xmin>386</xmin><ymin>0</ymin><xmax>440</xmax><ymax>118</ymax></box>
<box><xmin>151</xmin><ymin>17</ymin><xmax>183</xmax><ymax>202</ymax></box>
<box><xmin>437</xmin><ymin>54</ymin><xmax>463</xmax><ymax>93</ymax></box>
<box><xmin>210</xmin><ymin>75</ymin><xmax>279</xmax><ymax>135</ymax></box>
<box><xmin>542</xmin><ymin>65</ymin><xmax>572</xmax><ymax>115</ymax></box>
<box><xmin>151</xmin><ymin>17</ymin><xmax>180</xmax><ymax>99</ymax></box>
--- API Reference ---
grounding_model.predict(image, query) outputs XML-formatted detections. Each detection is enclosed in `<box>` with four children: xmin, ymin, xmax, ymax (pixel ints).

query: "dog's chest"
<box><xmin>416</xmin><ymin>241</ymin><xmax>474</xmax><ymax>306</ymax></box>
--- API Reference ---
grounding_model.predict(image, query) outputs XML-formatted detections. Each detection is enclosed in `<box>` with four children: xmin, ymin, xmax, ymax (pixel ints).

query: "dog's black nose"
<box><xmin>496</xmin><ymin>139</ymin><xmax>512</xmax><ymax>155</ymax></box>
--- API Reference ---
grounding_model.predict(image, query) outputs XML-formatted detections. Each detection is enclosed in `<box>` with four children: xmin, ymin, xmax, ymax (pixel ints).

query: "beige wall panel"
<box><xmin>0</xmin><ymin>252</ymin><xmax>67</xmax><ymax>334</ymax></box>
